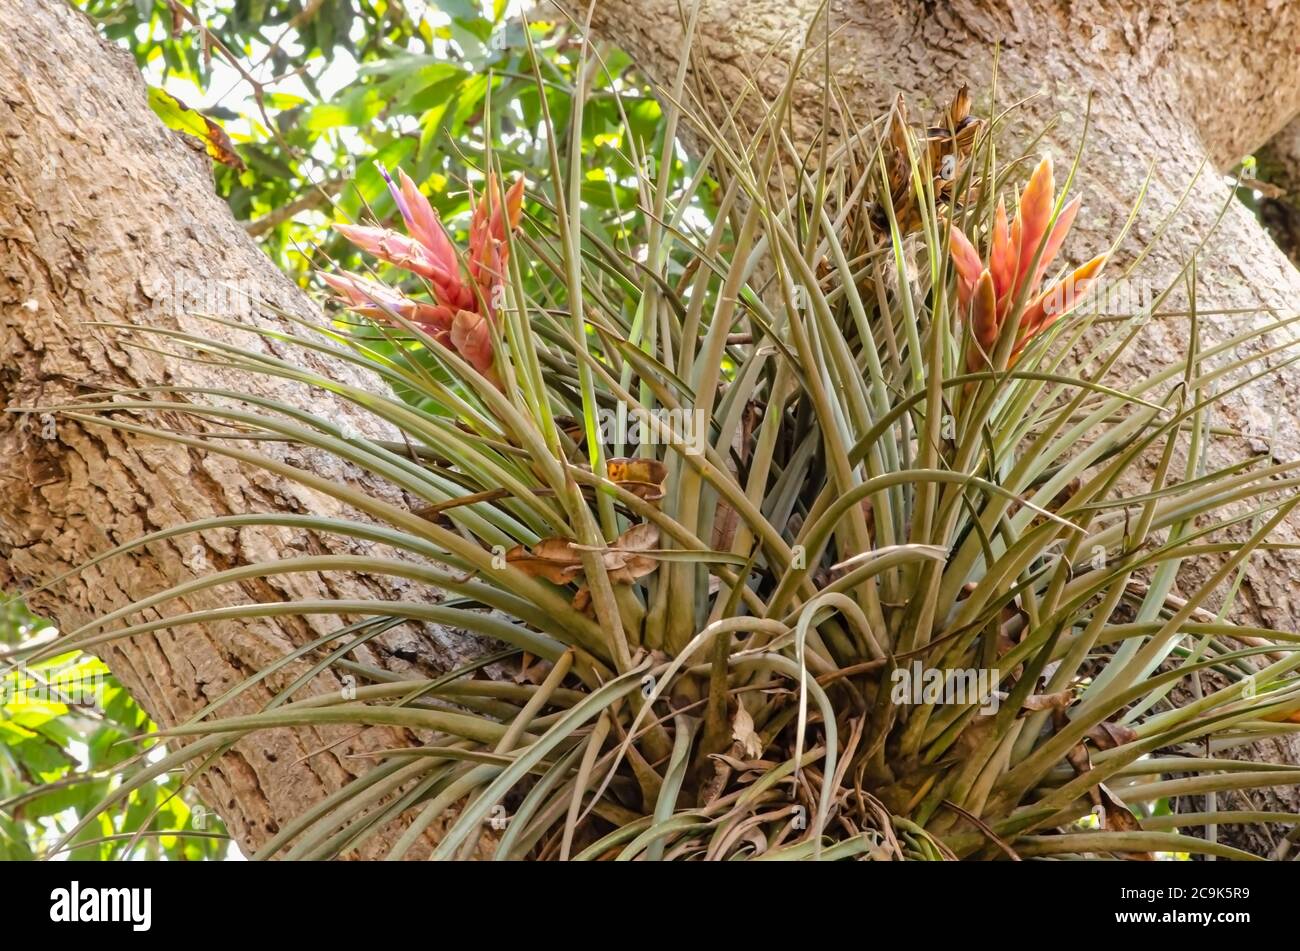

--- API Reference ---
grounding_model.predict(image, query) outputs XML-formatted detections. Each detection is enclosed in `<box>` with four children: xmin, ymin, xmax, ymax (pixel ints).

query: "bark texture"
<box><xmin>0</xmin><ymin>0</ymin><xmax>483</xmax><ymax>857</ymax></box>
<box><xmin>566</xmin><ymin>0</ymin><xmax>1300</xmax><ymax>850</ymax></box>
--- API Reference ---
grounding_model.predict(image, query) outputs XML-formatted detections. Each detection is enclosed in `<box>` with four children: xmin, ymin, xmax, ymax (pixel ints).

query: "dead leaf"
<box><xmin>571</xmin><ymin>522</ymin><xmax>662</xmax><ymax>584</ymax></box>
<box><xmin>731</xmin><ymin>705</ymin><xmax>765</xmax><ymax>760</ymax></box>
<box><xmin>505</xmin><ymin>537</ymin><xmax>584</xmax><ymax>584</ymax></box>
<box><xmin>1097</xmin><ymin>784</ymin><xmax>1152</xmax><ymax>859</ymax></box>
<box><xmin>1057</xmin><ymin>707</ymin><xmax>1092</xmax><ymax>776</ymax></box>
<box><xmin>1056</xmin><ymin>710</ymin><xmax>1153</xmax><ymax>860</ymax></box>
<box><xmin>700</xmin><ymin>745</ymin><xmax>738</xmax><ymax>806</ymax></box>
<box><xmin>1087</xmin><ymin>720</ymin><xmax>1138</xmax><ymax>750</ymax></box>
<box><xmin>147</xmin><ymin>87</ymin><xmax>245</xmax><ymax>171</ymax></box>
<box><xmin>709</xmin><ymin>752</ymin><xmax>777</xmax><ymax>772</ymax></box>
<box><xmin>711</xmin><ymin>500</ymin><xmax>739</xmax><ymax>551</ymax></box>
<box><xmin>607</xmin><ymin>457</ymin><xmax>668</xmax><ymax>502</ymax></box>
<box><xmin>1021</xmin><ymin>690</ymin><xmax>1073</xmax><ymax>713</ymax></box>
<box><xmin>1066</xmin><ymin>739</ymin><xmax>1091</xmax><ymax>776</ymax></box>
<box><xmin>604</xmin><ymin>521</ymin><xmax>660</xmax><ymax>583</ymax></box>
<box><xmin>513</xmin><ymin>653</ymin><xmax>549</xmax><ymax>685</ymax></box>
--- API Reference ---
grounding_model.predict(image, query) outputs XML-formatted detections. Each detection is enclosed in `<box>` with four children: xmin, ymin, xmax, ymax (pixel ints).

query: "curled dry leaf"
<box><xmin>605</xmin><ymin>522</ymin><xmax>661</xmax><ymax>583</ymax></box>
<box><xmin>570</xmin><ymin>585</ymin><xmax>592</xmax><ymax>616</ymax></box>
<box><xmin>1021</xmin><ymin>690</ymin><xmax>1074</xmax><ymax>713</ymax></box>
<box><xmin>700</xmin><ymin>744</ymin><xmax>744</xmax><ymax>806</ymax></box>
<box><xmin>731</xmin><ymin>704</ymin><xmax>765</xmax><ymax>760</ymax></box>
<box><xmin>711</xmin><ymin>753</ymin><xmax>778</xmax><ymax>772</ymax></box>
<box><xmin>572</xmin><ymin>521</ymin><xmax>661</xmax><ymax>583</ymax></box>
<box><xmin>1086</xmin><ymin>720</ymin><xmax>1138</xmax><ymax>750</ymax></box>
<box><xmin>505</xmin><ymin>537</ymin><xmax>584</xmax><ymax>584</ymax></box>
<box><xmin>512</xmin><ymin>522</ymin><xmax>662</xmax><ymax>588</ymax></box>
<box><xmin>1065</xmin><ymin>739</ymin><xmax>1091</xmax><ymax>777</ymax></box>
<box><xmin>1054</xmin><ymin>709</ymin><xmax>1152</xmax><ymax>859</ymax></box>
<box><xmin>996</xmin><ymin>596</ymin><xmax>1029</xmax><ymax>658</ymax></box>
<box><xmin>1096</xmin><ymin>784</ymin><xmax>1152</xmax><ymax>859</ymax></box>
<box><xmin>513</xmin><ymin>653</ymin><xmax>549</xmax><ymax>685</ymax></box>
<box><xmin>606</xmin><ymin>457</ymin><xmax>668</xmax><ymax>502</ymax></box>
<box><xmin>1056</xmin><ymin>707</ymin><xmax>1092</xmax><ymax>777</ymax></box>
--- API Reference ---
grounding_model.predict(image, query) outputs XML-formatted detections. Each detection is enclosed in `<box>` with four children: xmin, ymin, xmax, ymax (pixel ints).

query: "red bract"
<box><xmin>321</xmin><ymin>165</ymin><xmax>525</xmax><ymax>384</ymax></box>
<box><xmin>949</xmin><ymin>155</ymin><xmax>1106</xmax><ymax>373</ymax></box>
<box><xmin>319</xmin><ymin>270</ymin><xmax>454</xmax><ymax>332</ymax></box>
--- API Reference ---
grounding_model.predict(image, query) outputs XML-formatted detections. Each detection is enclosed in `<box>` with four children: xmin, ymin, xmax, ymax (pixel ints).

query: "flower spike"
<box><xmin>321</xmin><ymin>168</ymin><xmax>527</xmax><ymax>385</ymax></box>
<box><xmin>948</xmin><ymin>154</ymin><xmax>1103</xmax><ymax>373</ymax></box>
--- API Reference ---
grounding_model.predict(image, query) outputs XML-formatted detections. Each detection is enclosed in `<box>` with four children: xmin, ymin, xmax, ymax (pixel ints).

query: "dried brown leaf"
<box><xmin>731</xmin><ymin>705</ymin><xmax>765</xmax><ymax>760</ymax></box>
<box><xmin>606</xmin><ymin>457</ymin><xmax>668</xmax><ymax>502</ymax></box>
<box><xmin>1086</xmin><ymin>720</ymin><xmax>1138</xmax><ymax>751</ymax></box>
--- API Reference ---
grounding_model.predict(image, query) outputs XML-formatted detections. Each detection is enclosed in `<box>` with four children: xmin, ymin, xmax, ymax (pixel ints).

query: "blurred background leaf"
<box><xmin>1</xmin><ymin>600</ymin><xmax>229</xmax><ymax>860</ymax></box>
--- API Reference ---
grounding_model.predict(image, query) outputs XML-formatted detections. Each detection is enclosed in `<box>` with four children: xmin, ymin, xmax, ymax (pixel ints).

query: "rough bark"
<box><xmin>567</xmin><ymin>0</ymin><xmax>1300</xmax><ymax>851</ymax></box>
<box><xmin>0</xmin><ymin>0</ymin><xmax>482</xmax><ymax>857</ymax></box>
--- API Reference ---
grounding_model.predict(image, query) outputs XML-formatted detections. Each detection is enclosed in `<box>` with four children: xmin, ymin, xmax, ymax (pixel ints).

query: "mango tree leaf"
<box><xmin>147</xmin><ymin>86</ymin><xmax>246</xmax><ymax>171</ymax></box>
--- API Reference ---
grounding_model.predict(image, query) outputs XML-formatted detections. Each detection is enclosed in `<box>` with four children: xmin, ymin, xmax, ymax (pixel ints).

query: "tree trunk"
<box><xmin>0</xmin><ymin>0</ymin><xmax>481</xmax><ymax>857</ymax></box>
<box><xmin>567</xmin><ymin>0</ymin><xmax>1300</xmax><ymax>851</ymax></box>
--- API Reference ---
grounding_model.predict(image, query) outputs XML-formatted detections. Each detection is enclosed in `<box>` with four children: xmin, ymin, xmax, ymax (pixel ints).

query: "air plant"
<box><xmin>19</xmin><ymin>30</ymin><xmax>1300</xmax><ymax>863</ymax></box>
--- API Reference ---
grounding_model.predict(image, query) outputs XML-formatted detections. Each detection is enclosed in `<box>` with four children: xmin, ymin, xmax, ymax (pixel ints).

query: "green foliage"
<box><xmin>12</xmin><ymin>0</ymin><xmax>673</xmax><ymax>861</ymax></box>
<box><xmin>72</xmin><ymin>0</ymin><xmax>672</xmax><ymax>285</ymax></box>
<box><xmin>0</xmin><ymin>604</ymin><xmax>229</xmax><ymax>859</ymax></box>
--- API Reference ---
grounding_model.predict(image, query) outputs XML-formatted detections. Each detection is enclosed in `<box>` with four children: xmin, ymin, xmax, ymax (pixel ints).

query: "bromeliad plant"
<box><xmin>19</xmin><ymin>35</ymin><xmax>1300</xmax><ymax>860</ymax></box>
